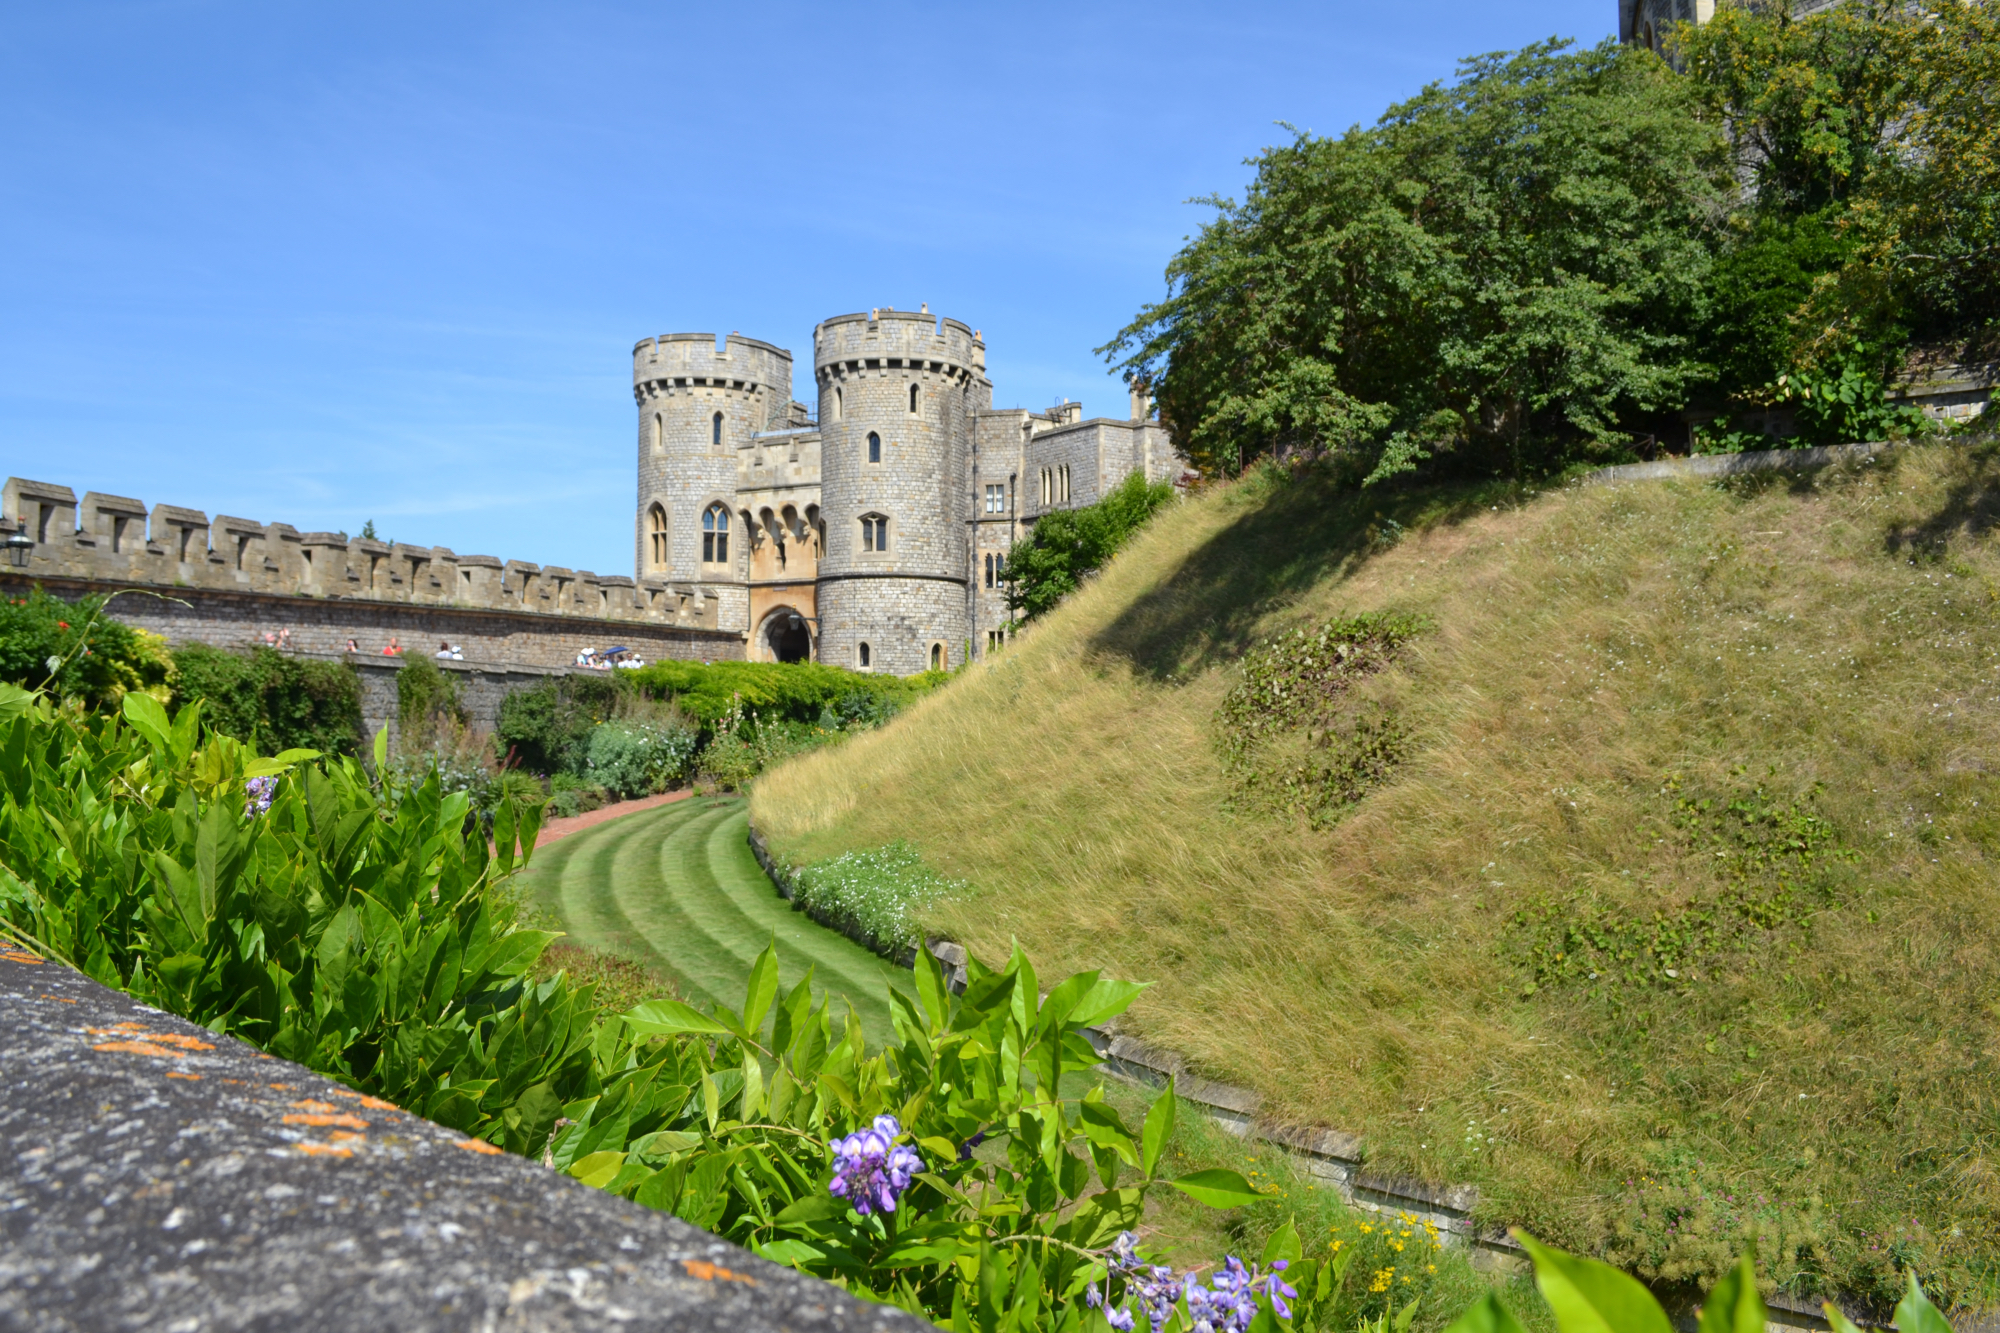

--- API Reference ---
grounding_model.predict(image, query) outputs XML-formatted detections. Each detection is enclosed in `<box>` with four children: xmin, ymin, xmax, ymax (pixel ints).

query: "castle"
<box><xmin>632</xmin><ymin>307</ymin><xmax>1182</xmax><ymax>675</ymax></box>
<box><xmin>0</xmin><ymin>307</ymin><xmax>1182</xmax><ymax>680</ymax></box>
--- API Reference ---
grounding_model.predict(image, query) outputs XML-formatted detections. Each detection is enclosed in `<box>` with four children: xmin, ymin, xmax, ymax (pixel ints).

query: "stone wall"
<box><xmin>2</xmin><ymin>475</ymin><xmax>729</xmax><ymax>634</ymax></box>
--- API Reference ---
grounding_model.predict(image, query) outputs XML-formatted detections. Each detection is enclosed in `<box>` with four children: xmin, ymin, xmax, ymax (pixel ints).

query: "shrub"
<box><xmin>583</xmin><ymin>718</ymin><xmax>698</xmax><ymax>800</ymax></box>
<box><xmin>626</xmin><ymin>658</ymin><xmax>933</xmax><ymax>727</ymax></box>
<box><xmin>788</xmin><ymin>841</ymin><xmax>962</xmax><ymax>951</ymax></box>
<box><xmin>396</xmin><ymin>654</ymin><xmax>465</xmax><ymax>751</ymax></box>
<box><xmin>171</xmin><ymin>644</ymin><xmax>362</xmax><ymax>756</ymax></box>
<box><xmin>496</xmin><ymin>674</ymin><xmax>620</xmax><ymax>774</ymax></box>
<box><xmin>1005</xmin><ymin>472</ymin><xmax>1175</xmax><ymax>621</ymax></box>
<box><xmin>0</xmin><ymin>588</ymin><xmax>174</xmax><ymax>709</ymax></box>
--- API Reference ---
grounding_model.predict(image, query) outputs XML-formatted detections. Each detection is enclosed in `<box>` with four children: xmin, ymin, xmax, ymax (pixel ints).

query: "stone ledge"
<box><xmin>0</xmin><ymin>952</ymin><xmax>927</xmax><ymax>1333</ymax></box>
<box><xmin>1583</xmin><ymin>439</ymin><xmax>1906</xmax><ymax>486</ymax></box>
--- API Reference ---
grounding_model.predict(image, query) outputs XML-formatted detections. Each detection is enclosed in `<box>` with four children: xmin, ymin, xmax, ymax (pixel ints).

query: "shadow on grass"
<box><xmin>1883</xmin><ymin>440</ymin><xmax>2000</xmax><ymax>559</ymax></box>
<box><xmin>1090</xmin><ymin>465</ymin><xmax>1513</xmax><ymax>680</ymax></box>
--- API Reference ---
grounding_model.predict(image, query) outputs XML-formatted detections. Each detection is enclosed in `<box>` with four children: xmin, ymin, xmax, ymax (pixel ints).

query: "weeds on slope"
<box><xmin>755</xmin><ymin>441</ymin><xmax>2000</xmax><ymax>1311</ymax></box>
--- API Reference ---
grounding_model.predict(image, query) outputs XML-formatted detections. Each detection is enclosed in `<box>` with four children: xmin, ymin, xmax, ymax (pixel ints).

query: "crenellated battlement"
<box><xmin>812</xmin><ymin>308</ymin><xmax>986</xmax><ymax>383</ymax></box>
<box><xmin>1</xmin><ymin>476</ymin><xmax>724</xmax><ymax>632</ymax></box>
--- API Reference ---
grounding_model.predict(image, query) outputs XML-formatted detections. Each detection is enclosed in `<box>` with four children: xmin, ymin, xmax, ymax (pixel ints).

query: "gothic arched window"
<box><xmin>857</xmin><ymin>642</ymin><xmax>872</xmax><ymax>669</ymax></box>
<box><xmin>702</xmin><ymin>503</ymin><xmax>730</xmax><ymax>564</ymax></box>
<box><xmin>648</xmin><ymin>503</ymin><xmax>669</xmax><ymax>572</ymax></box>
<box><xmin>867</xmin><ymin>431</ymin><xmax>881</xmax><ymax>464</ymax></box>
<box><xmin>909</xmin><ymin>383</ymin><xmax>919</xmax><ymax>414</ymax></box>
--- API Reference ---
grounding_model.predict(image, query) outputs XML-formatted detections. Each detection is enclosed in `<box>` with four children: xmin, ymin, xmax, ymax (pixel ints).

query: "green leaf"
<box><xmin>742</xmin><ymin>937</ymin><xmax>779</xmax><ymax>1039</ymax></box>
<box><xmin>755</xmin><ymin>1238</ymin><xmax>825</xmax><ymax>1268</ymax></box>
<box><xmin>121</xmin><ymin>692</ymin><xmax>173</xmax><ymax>757</ymax></box>
<box><xmin>623</xmin><ymin>997</ymin><xmax>732</xmax><ymax>1038</ymax></box>
<box><xmin>1820</xmin><ymin>1304</ymin><xmax>1867</xmax><ymax>1333</ymax></box>
<box><xmin>1165</xmin><ymin>1168</ymin><xmax>1262</xmax><ymax>1209</ymax></box>
<box><xmin>740</xmin><ymin>1048</ymin><xmax>765</xmax><ymax>1121</ymax></box>
<box><xmin>1698</xmin><ymin>1255</ymin><xmax>1766</xmax><ymax>1333</ymax></box>
<box><xmin>0</xmin><ymin>682</ymin><xmax>34</xmax><ymax>721</ymax></box>
<box><xmin>1895</xmin><ymin>1273</ymin><xmax>1953</xmax><ymax>1333</ymax></box>
<box><xmin>1514</xmin><ymin>1230</ymin><xmax>1672</xmax><ymax>1333</ymax></box>
<box><xmin>1442</xmin><ymin>1293</ymin><xmax>1530</xmax><ymax>1333</ymax></box>
<box><xmin>1066</xmin><ymin>976</ymin><xmax>1148</xmax><ymax>1029</ymax></box>
<box><xmin>773</xmin><ymin>1194</ymin><xmax>846</xmax><ymax>1227</ymax></box>
<box><xmin>1141</xmin><ymin>1081</ymin><xmax>1176</xmax><ymax>1179</ymax></box>
<box><xmin>1263</xmin><ymin>1216</ymin><xmax>1302</xmax><ymax>1265</ymax></box>
<box><xmin>915</xmin><ymin>943</ymin><xmax>951</xmax><ymax>1033</ymax></box>
<box><xmin>567</xmin><ymin>1150</ymin><xmax>628</xmax><ymax>1189</ymax></box>
<box><xmin>630</xmin><ymin>1129</ymin><xmax>701</xmax><ymax>1159</ymax></box>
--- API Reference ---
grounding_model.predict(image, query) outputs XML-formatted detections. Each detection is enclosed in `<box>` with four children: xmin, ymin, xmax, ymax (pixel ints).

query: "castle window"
<box><xmin>702</xmin><ymin>503</ymin><xmax>730</xmax><ymax>563</ymax></box>
<box><xmin>712</xmin><ymin>411</ymin><xmax>724</xmax><ymax>449</ymax></box>
<box><xmin>857</xmin><ymin>641</ymin><xmax>871</xmax><ymax>669</ymax></box>
<box><xmin>930</xmin><ymin>642</ymin><xmax>944</xmax><ymax>671</ymax></box>
<box><xmin>648</xmin><ymin>503</ymin><xmax>669</xmax><ymax>572</ymax></box>
<box><xmin>909</xmin><ymin>383</ymin><xmax>919</xmax><ymax>414</ymax></box>
<box><xmin>987</xmin><ymin>629</ymin><xmax>1004</xmax><ymax>651</ymax></box>
<box><xmin>1060</xmin><ymin>464</ymin><xmax>1071</xmax><ymax>503</ymax></box>
<box><xmin>654</xmin><ymin>412</ymin><xmax>664</xmax><ymax>452</ymax></box>
<box><xmin>867</xmin><ymin>431</ymin><xmax>881</xmax><ymax>464</ymax></box>
<box><xmin>860</xmin><ymin>513</ymin><xmax>889</xmax><ymax>554</ymax></box>
<box><xmin>834</xmin><ymin>386</ymin><xmax>843</xmax><ymax>419</ymax></box>
<box><xmin>984</xmin><ymin>552</ymin><xmax>994</xmax><ymax>588</ymax></box>
<box><xmin>984</xmin><ymin>483</ymin><xmax>1005</xmax><ymax>514</ymax></box>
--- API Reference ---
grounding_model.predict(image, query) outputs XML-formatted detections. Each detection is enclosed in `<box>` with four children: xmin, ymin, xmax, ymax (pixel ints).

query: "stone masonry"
<box><xmin>637</xmin><ymin>308</ymin><xmax>1186</xmax><ymax>674</ymax></box>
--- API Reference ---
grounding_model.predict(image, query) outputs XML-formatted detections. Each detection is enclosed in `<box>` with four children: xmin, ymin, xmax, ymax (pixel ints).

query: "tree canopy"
<box><xmin>1109</xmin><ymin>4</ymin><xmax>2000</xmax><ymax>482</ymax></box>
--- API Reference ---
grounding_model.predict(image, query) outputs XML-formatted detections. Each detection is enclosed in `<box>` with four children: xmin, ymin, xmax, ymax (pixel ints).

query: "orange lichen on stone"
<box><xmin>331</xmin><ymin>1090</ymin><xmax>399</xmax><ymax>1111</ymax></box>
<box><xmin>86</xmin><ymin>1024</ymin><xmax>213</xmax><ymax>1056</ymax></box>
<box><xmin>283</xmin><ymin>1112</ymin><xmax>369</xmax><ymax>1130</ymax></box>
<box><xmin>39</xmin><ymin>994</ymin><xmax>77</xmax><ymax>1003</ymax></box>
<box><xmin>328</xmin><ymin>1130</ymin><xmax>366</xmax><ymax>1144</ymax></box>
<box><xmin>290</xmin><ymin>1099</ymin><xmax>339</xmax><ymax>1114</ymax></box>
<box><xmin>166</xmin><ymin>1071</ymin><xmax>202</xmax><ymax>1080</ymax></box>
<box><xmin>294</xmin><ymin>1142</ymin><xmax>354</xmax><ymax>1158</ymax></box>
<box><xmin>453</xmin><ymin>1139</ymin><xmax>506</xmax><ymax>1155</ymax></box>
<box><xmin>2</xmin><ymin>950</ymin><xmax>42</xmax><ymax>964</ymax></box>
<box><xmin>681</xmin><ymin>1259</ymin><xmax>756</xmax><ymax>1285</ymax></box>
<box><xmin>93</xmin><ymin>1040</ymin><xmax>184</xmax><ymax>1058</ymax></box>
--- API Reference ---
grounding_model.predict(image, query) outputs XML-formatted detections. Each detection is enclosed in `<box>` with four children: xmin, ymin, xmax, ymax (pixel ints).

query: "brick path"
<box><xmin>532</xmin><ymin>789</ymin><xmax>694</xmax><ymax>848</ymax></box>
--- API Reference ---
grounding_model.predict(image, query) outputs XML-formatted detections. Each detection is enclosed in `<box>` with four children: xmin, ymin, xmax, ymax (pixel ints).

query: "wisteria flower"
<box><xmin>828</xmin><ymin>1114</ymin><xmax>923</xmax><ymax>1216</ymax></box>
<box><xmin>243</xmin><ymin>776</ymin><xmax>277</xmax><ymax>817</ymax></box>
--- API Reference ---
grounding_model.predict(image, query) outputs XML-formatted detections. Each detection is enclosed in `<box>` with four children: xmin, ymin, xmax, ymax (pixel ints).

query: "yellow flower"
<box><xmin>1393</xmin><ymin>1242</ymin><xmax>1404</xmax><ymax>1251</ymax></box>
<box><xmin>1428</xmin><ymin>1265</ymin><xmax>1437</xmax><ymax>1274</ymax></box>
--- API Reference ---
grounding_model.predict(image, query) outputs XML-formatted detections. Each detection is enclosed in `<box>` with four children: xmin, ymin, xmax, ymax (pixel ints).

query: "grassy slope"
<box><xmin>755</xmin><ymin>444</ymin><xmax>2000</xmax><ymax>1306</ymax></box>
<box><xmin>513</xmin><ymin>795</ymin><xmax>913</xmax><ymax>1045</ymax></box>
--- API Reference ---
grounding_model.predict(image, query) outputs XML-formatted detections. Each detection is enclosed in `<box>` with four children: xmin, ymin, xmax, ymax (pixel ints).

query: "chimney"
<box><xmin>1129</xmin><ymin>377</ymin><xmax>1153</xmax><ymax>422</ymax></box>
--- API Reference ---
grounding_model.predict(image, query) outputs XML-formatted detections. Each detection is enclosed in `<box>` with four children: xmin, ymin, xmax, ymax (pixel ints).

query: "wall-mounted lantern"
<box><xmin>4</xmin><ymin>522</ymin><xmax>33</xmax><ymax>569</ymax></box>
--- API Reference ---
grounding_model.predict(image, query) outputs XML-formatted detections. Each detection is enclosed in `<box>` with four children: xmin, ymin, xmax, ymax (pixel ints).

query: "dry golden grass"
<box><xmin>754</xmin><ymin>444</ymin><xmax>2000</xmax><ymax>1307</ymax></box>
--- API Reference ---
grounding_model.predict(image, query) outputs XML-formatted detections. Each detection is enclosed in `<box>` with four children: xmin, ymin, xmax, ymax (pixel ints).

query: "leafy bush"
<box><xmin>0</xmin><ymin>588</ymin><xmax>174</xmax><ymax>709</ymax></box>
<box><xmin>627</xmin><ymin>659</ymin><xmax>933</xmax><ymax>727</ymax></box>
<box><xmin>495</xmin><ymin>673</ymin><xmax>620</xmax><ymax>775</ymax></box>
<box><xmin>0</xmin><ymin>691</ymin><xmax>568</xmax><ymax>1152</ymax></box>
<box><xmin>1006</xmin><ymin>472</ymin><xmax>1176</xmax><ymax>622</ymax></box>
<box><xmin>789</xmin><ymin>841</ymin><xmax>963</xmax><ymax>952</ymax></box>
<box><xmin>0</xmin><ymin>685</ymin><xmax>1270</xmax><ymax>1328</ymax></box>
<box><xmin>396</xmin><ymin>654</ymin><xmax>465</xmax><ymax>750</ymax></box>
<box><xmin>583</xmin><ymin>718</ymin><xmax>699</xmax><ymax>800</ymax></box>
<box><xmin>171</xmin><ymin>643</ymin><xmax>362</xmax><ymax>756</ymax></box>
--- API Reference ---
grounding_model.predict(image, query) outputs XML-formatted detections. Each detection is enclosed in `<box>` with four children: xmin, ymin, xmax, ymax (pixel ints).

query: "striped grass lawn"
<box><xmin>514</xmin><ymin>793</ymin><xmax>912</xmax><ymax>1045</ymax></box>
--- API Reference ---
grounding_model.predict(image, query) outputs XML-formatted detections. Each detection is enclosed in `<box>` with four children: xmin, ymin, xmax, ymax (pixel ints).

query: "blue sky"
<box><xmin>4</xmin><ymin>1</ymin><xmax>1613</xmax><ymax>576</ymax></box>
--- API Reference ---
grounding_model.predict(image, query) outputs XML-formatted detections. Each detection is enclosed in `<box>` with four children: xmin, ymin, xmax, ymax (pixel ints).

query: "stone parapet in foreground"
<box><xmin>0</xmin><ymin>951</ymin><xmax>926</xmax><ymax>1333</ymax></box>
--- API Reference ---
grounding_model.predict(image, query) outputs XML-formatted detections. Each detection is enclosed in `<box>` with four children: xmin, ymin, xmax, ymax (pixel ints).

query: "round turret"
<box><xmin>813</xmin><ymin>309</ymin><xmax>989</xmax><ymax>673</ymax></box>
<box><xmin>633</xmin><ymin>334</ymin><xmax>791</xmax><ymax>611</ymax></box>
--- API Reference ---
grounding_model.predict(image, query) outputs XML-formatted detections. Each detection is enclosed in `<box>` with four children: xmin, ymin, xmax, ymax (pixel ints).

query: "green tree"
<box><xmin>1004</xmin><ymin>472</ymin><xmax>1174</xmax><ymax>621</ymax></box>
<box><xmin>1104</xmin><ymin>39</ymin><xmax>1728</xmax><ymax>482</ymax></box>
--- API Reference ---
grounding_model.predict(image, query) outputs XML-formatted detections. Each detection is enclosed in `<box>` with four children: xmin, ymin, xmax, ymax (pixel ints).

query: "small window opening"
<box><xmin>867</xmin><ymin>431</ymin><xmax>881</xmax><ymax>464</ymax></box>
<box><xmin>834</xmin><ymin>386</ymin><xmax>843</xmax><ymax>419</ymax></box>
<box><xmin>35</xmin><ymin>504</ymin><xmax>52</xmax><ymax>544</ymax></box>
<box><xmin>111</xmin><ymin>515</ymin><xmax>128</xmax><ymax>554</ymax></box>
<box><xmin>860</xmin><ymin>513</ymin><xmax>889</xmax><ymax>553</ymax></box>
<box><xmin>930</xmin><ymin>642</ymin><xmax>944</xmax><ymax>671</ymax></box>
<box><xmin>702</xmin><ymin>503</ymin><xmax>730</xmax><ymax>563</ymax></box>
<box><xmin>654</xmin><ymin>413</ymin><xmax>665</xmax><ymax>451</ymax></box>
<box><xmin>984</xmin><ymin>552</ymin><xmax>994</xmax><ymax>588</ymax></box>
<box><xmin>858</xmin><ymin>641</ymin><xmax>872</xmax><ymax>669</ymax></box>
<box><xmin>649</xmin><ymin>503</ymin><xmax>669</xmax><ymax>571</ymax></box>
<box><xmin>909</xmin><ymin>383</ymin><xmax>919</xmax><ymax>414</ymax></box>
<box><xmin>712</xmin><ymin>411</ymin><xmax>724</xmax><ymax>449</ymax></box>
<box><xmin>236</xmin><ymin>534</ymin><xmax>251</xmax><ymax>570</ymax></box>
<box><xmin>178</xmin><ymin>527</ymin><xmax>192</xmax><ymax>561</ymax></box>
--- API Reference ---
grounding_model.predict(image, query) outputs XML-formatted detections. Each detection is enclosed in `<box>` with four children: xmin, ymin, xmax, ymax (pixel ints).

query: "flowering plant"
<box><xmin>543</xmin><ymin>939</ymin><xmax>1266</xmax><ymax>1330</ymax></box>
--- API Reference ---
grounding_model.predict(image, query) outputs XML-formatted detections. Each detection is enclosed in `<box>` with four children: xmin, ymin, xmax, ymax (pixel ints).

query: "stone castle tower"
<box><xmin>634</xmin><ymin>307</ymin><xmax>1182</xmax><ymax>673</ymax></box>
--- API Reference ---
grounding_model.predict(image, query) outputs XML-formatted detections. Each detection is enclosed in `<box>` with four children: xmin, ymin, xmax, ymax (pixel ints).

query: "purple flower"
<box><xmin>957</xmin><ymin>1130</ymin><xmax>987</xmax><ymax>1162</ymax></box>
<box><xmin>827</xmin><ymin>1114</ymin><xmax>923</xmax><ymax>1216</ymax></box>
<box><xmin>244</xmin><ymin>776</ymin><xmax>277</xmax><ymax>817</ymax></box>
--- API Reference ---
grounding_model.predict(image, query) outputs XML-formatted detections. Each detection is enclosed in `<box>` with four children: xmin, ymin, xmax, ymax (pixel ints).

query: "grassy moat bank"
<box><xmin>755</xmin><ymin>443</ymin><xmax>2000</xmax><ymax>1308</ymax></box>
